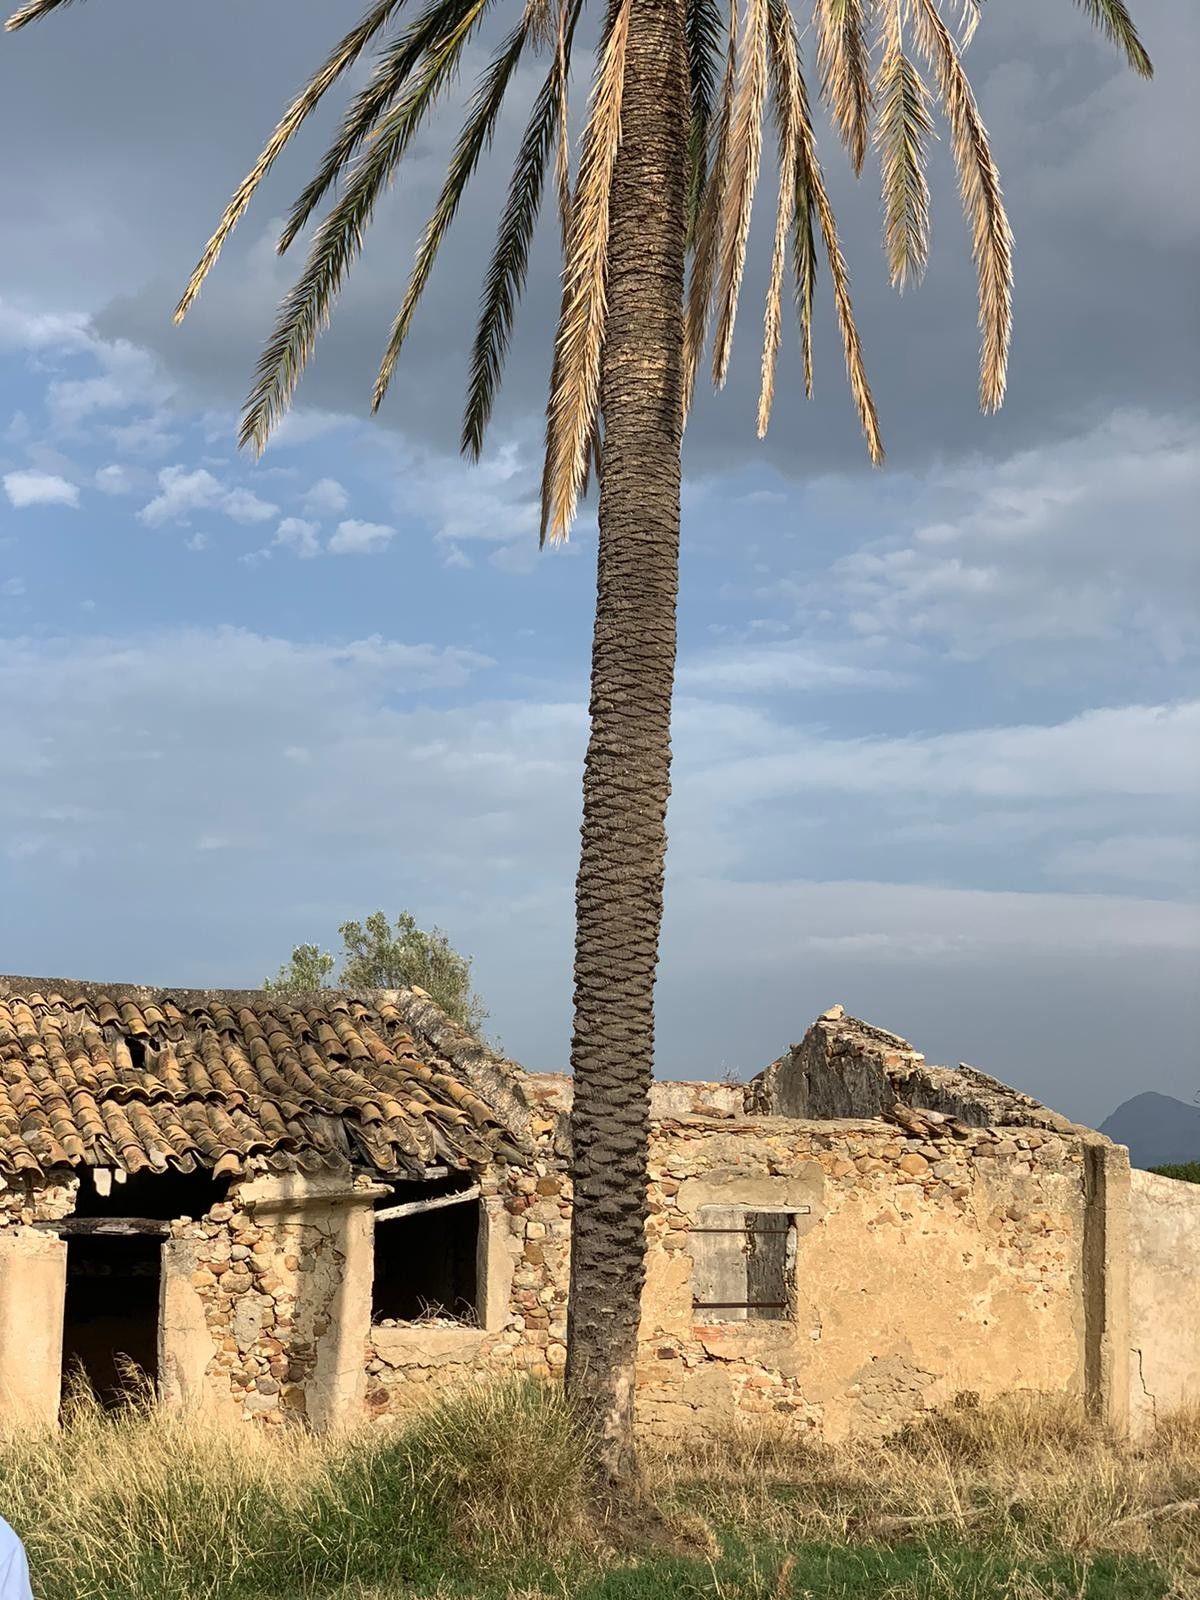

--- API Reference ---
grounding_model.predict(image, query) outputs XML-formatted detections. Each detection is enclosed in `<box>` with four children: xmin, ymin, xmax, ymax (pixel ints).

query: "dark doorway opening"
<box><xmin>372</xmin><ymin>1176</ymin><xmax>480</xmax><ymax>1325</ymax></box>
<box><xmin>61</xmin><ymin>1166</ymin><xmax>230</xmax><ymax>1408</ymax></box>
<box><xmin>62</xmin><ymin>1235</ymin><xmax>161</xmax><ymax>1408</ymax></box>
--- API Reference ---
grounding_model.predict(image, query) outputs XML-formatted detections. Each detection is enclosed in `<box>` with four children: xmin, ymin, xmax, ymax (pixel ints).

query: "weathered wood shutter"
<box><xmin>691</xmin><ymin>1207</ymin><xmax>799</xmax><ymax>1322</ymax></box>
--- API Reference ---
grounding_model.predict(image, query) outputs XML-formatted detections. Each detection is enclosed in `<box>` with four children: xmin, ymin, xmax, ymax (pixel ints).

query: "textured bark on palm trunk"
<box><xmin>564</xmin><ymin>0</ymin><xmax>688</xmax><ymax>1491</ymax></box>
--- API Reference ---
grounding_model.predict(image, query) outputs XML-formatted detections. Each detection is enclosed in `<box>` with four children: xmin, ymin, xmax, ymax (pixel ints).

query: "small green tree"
<box><xmin>263</xmin><ymin>942</ymin><xmax>336</xmax><ymax>994</ymax></box>
<box><xmin>339</xmin><ymin>911</ymin><xmax>487</xmax><ymax>1035</ymax></box>
<box><xmin>263</xmin><ymin>911</ymin><xmax>487</xmax><ymax>1035</ymax></box>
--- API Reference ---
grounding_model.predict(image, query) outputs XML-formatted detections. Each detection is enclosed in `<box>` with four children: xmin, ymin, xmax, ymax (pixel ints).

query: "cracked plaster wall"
<box><xmin>636</xmin><ymin>1117</ymin><xmax>1090</xmax><ymax>1443</ymax></box>
<box><xmin>1128</xmin><ymin>1168</ymin><xmax>1200</xmax><ymax>1432</ymax></box>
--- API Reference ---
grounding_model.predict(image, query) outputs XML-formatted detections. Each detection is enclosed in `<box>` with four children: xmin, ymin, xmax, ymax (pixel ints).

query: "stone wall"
<box><xmin>1129</xmin><ymin>1169</ymin><xmax>1200</xmax><ymax>1430</ymax></box>
<box><xmin>363</xmin><ymin>1163</ymin><xmax>571</xmax><ymax>1417</ymax></box>
<box><xmin>636</xmin><ymin>1115</ymin><xmax>1092</xmax><ymax>1442</ymax></box>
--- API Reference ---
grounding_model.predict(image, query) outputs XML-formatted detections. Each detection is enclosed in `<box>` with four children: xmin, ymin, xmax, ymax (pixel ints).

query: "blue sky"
<box><xmin>1</xmin><ymin>0</ymin><xmax>1197</xmax><ymax>1127</ymax></box>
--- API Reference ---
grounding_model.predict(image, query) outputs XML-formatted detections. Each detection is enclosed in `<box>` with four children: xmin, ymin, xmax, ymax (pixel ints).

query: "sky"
<box><xmin>0</xmin><ymin>0</ymin><xmax>1197</xmax><ymax>1129</ymax></box>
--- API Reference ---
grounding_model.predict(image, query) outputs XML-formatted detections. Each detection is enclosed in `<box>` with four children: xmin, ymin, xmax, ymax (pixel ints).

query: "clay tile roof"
<box><xmin>0</xmin><ymin>978</ymin><xmax>535</xmax><ymax>1181</ymax></box>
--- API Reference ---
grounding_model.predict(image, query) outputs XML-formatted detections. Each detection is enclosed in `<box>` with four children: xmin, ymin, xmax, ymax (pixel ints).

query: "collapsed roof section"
<box><xmin>746</xmin><ymin>1005</ymin><xmax>1088</xmax><ymax>1135</ymax></box>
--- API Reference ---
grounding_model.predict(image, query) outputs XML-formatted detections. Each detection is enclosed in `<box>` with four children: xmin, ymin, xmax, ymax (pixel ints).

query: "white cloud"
<box><xmin>273</xmin><ymin>517</ymin><xmax>320</xmax><ymax>559</ymax></box>
<box><xmin>265</xmin><ymin>410</ymin><xmax>355</xmax><ymax>450</ymax></box>
<box><xmin>94</xmin><ymin>463</ymin><xmax>136</xmax><ymax>495</ymax></box>
<box><xmin>679</xmin><ymin>641</ymin><xmax>908</xmax><ymax>694</ymax></box>
<box><xmin>48</xmin><ymin>337</ymin><xmax>170</xmax><ymax>429</ymax></box>
<box><xmin>689</xmin><ymin>700</ymin><xmax>1200</xmax><ymax>811</ymax></box>
<box><xmin>138</xmin><ymin>465</ymin><xmax>278</xmax><ymax>527</ymax></box>
<box><xmin>3</xmin><ymin>469</ymin><xmax>79</xmax><ymax>509</ymax></box>
<box><xmin>1047</xmin><ymin>833</ymin><xmax>1200</xmax><ymax>888</ymax></box>
<box><xmin>328</xmin><ymin>518</ymin><xmax>395</xmax><ymax>556</ymax></box>
<box><xmin>0</xmin><ymin>300</ymin><xmax>91</xmax><ymax>352</ymax></box>
<box><xmin>301</xmin><ymin>477</ymin><xmax>349</xmax><ymax>517</ymax></box>
<box><xmin>2</xmin><ymin>577</ymin><xmax>25</xmax><ymax>597</ymax></box>
<box><xmin>825</xmin><ymin>410</ymin><xmax>1200</xmax><ymax>662</ymax></box>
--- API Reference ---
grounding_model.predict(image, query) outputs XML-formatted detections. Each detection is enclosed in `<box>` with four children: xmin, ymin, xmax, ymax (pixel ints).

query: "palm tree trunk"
<box><xmin>564</xmin><ymin>0</ymin><xmax>689</xmax><ymax>1491</ymax></box>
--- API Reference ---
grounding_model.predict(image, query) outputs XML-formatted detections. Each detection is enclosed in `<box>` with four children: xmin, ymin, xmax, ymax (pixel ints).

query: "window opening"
<box><xmin>371</xmin><ymin>1173</ymin><xmax>480</xmax><ymax>1326</ymax></box>
<box><xmin>691</xmin><ymin>1205</ymin><xmax>807</xmax><ymax>1323</ymax></box>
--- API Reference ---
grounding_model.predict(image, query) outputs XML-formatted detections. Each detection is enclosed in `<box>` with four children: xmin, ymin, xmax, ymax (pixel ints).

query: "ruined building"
<box><xmin>0</xmin><ymin>979</ymin><xmax>1196</xmax><ymax>1438</ymax></box>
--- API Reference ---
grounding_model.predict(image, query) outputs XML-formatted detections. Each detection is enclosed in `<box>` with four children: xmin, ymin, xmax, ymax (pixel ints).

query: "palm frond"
<box><xmin>874</xmin><ymin>0</ymin><xmax>933</xmax><ymax>290</ymax></box>
<box><xmin>277</xmin><ymin>0</ymin><xmax>481</xmax><ymax>256</ymax></box>
<box><xmin>542</xmin><ymin>0</ymin><xmax>631</xmax><ymax>543</ymax></box>
<box><xmin>1074</xmin><ymin>0</ymin><xmax>1153</xmax><ymax>78</ymax></box>
<box><xmin>814</xmin><ymin>0</ymin><xmax>872</xmax><ymax>175</ymax></box>
<box><xmin>910</xmin><ymin>0</ymin><xmax>1011</xmax><ymax>412</ymax></box>
<box><xmin>758</xmin><ymin>0</ymin><xmax>800</xmax><ymax>436</ymax></box>
<box><xmin>240</xmin><ymin>0</ymin><xmax>492</xmax><ymax>454</ymax></box>
<box><xmin>948</xmin><ymin>0</ymin><xmax>982</xmax><ymax>49</ymax></box>
<box><xmin>555</xmin><ymin>0</ymin><xmax>573</xmax><ymax>252</ymax></box>
<box><xmin>682</xmin><ymin>0</ymin><xmax>737</xmax><ymax>412</ymax></box>
<box><xmin>373</xmin><ymin>24</ymin><xmax>527</xmax><ymax>412</ymax></box>
<box><xmin>175</xmin><ymin>0</ymin><xmax>405</xmax><ymax>322</ymax></box>
<box><xmin>711</xmin><ymin>0</ymin><xmax>769</xmax><ymax>389</ymax></box>
<box><xmin>4</xmin><ymin>0</ymin><xmax>84</xmax><ymax>30</ymax></box>
<box><xmin>685</xmin><ymin>0</ymin><xmax>725</xmax><ymax>245</ymax></box>
<box><xmin>777</xmin><ymin>0</ymin><xmax>881</xmax><ymax>460</ymax></box>
<box><xmin>462</xmin><ymin>0</ymin><xmax>582</xmax><ymax>460</ymax></box>
<box><xmin>522</xmin><ymin>0</ymin><xmax>555</xmax><ymax>50</ymax></box>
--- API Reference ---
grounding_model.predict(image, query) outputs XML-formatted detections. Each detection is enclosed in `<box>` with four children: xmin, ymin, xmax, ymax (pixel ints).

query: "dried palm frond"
<box><xmin>874</xmin><ymin>0</ymin><xmax>933</xmax><ymax>290</ymax></box>
<box><xmin>776</xmin><ymin>0</ymin><xmax>882</xmax><ymax>460</ymax></box>
<box><xmin>910</xmin><ymin>0</ymin><xmax>1011</xmax><ymax>411</ymax></box>
<box><xmin>462</xmin><ymin>3</ymin><xmax>581</xmax><ymax>459</ymax></box>
<box><xmin>711</xmin><ymin>0</ymin><xmax>769</xmax><ymax>389</ymax></box>
<box><xmin>949</xmin><ymin>0</ymin><xmax>982</xmax><ymax>49</ymax></box>
<box><xmin>685</xmin><ymin>0</ymin><xmax>726</xmax><ymax>244</ymax></box>
<box><xmin>813</xmin><ymin>0</ymin><xmax>872</xmax><ymax>175</ymax></box>
<box><xmin>5</xmin><ymin>0</ymin><xmax>84</xmax><ymax>28</ymax></box>
<box><xmin>541</xmin><ymin>0</ymin><xmax>631</xmax><ymax>543</ymax></box>
<box><xmin>373</xmin><ymin>25</ymin><xmax>527</xmax><ymax>412</ymax></box>
<box><xmin>1076</xmin><ymin>0</ymin><xmax>1153</xmax><ymax>77</ymax></box>
<box><xmin>682</xmin><ymin>0</ymin><xmax>737</xmax><ymax>412</ymax></box>
<box><xmin>276</xmin><ymin>0</ymin><xmax>486</xmax><ymax>257</ymax></box>
<box><xmin>522</xmin><ymin>0</ymin><xmax>555</xmax><ymax>51</ymax></box>
<box><xmin>175</xmin><ymin>0</ymin><xmax>406</xmax><ymax>321</ymax></box>
<box><xmin>757</xmin><ymin>1</ymin><xmax>800</xmax><ymax>435</ymax></box>
<box><xmin>241</xmin><ymin>0</ymin><xmax>492</xmax><ymax>454</ymax></box>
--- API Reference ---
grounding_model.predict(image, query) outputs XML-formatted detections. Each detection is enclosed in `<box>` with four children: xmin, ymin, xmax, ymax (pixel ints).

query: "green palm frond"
<box><xmin>874</xmin><ymin>0</ymin><xmax>934</xmax><ymax>290</ymax></box>
<box><xmin>276</xmin><ymin>0</ymin><xmax>482</xmax><ymax>257</ymax></box>
<box><xmin>4</xmin><ymin>0</ymin><xmax>84</xmax><ymax>30</ymax></box>
<box><xmin>176</xmin><ymin>0</ymin><xmax>406</xmax><ymax>321</ymax></box>
<box><xmin>685</xmin><ymin>0</ymin><xmax>725</xmax><ymax>246</ymax></box>
<box><xmin>240</xmin><ymin>0</ymin><xmax>493</xmax><ymax>455</ymax></box>
<box><xmin>462</xmin><ymin>0</ymin><xmax>582</xmax><ymax>461</ymax></box>
<box><xmin>373</xmin><ymin>24</ymin><xmax>528</xmax><ymax>413</ymax></box>
<box><xmin>1075</xmin><ymin>0</ymin><xmax>1152</xmax><ymax>78</ymax></box>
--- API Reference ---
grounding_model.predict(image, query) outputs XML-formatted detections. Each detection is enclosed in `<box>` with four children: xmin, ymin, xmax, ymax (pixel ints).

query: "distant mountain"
<box><xmin>1100</xmin><ymin>1092</ymin><xmax>1200</xmax><ymax>1170</ymax></box>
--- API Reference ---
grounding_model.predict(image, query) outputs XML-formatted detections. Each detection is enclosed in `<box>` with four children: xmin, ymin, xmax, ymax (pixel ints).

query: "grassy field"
<box><xmin>1</xmin><ymin>1383</ymin><xmax>1196</xmax><ymax>1600</ymax></box>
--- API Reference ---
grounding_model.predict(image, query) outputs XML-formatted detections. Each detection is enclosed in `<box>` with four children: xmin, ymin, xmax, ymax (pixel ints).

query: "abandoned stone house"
<box><xmin>0</xmin><ymin>977</ymin><xmax>1196</xmax><ymax>1440</ymax></box>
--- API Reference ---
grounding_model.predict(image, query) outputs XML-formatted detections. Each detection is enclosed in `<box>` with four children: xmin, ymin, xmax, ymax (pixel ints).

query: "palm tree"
<box><xmin>8</xmin><ymin>0</ymin><xmax>1152</xmax><ymax>1488</ymax></box>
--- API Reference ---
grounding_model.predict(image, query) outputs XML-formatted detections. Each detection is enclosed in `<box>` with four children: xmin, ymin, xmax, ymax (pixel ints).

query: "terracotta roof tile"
<box><xmin>0</xmin><ymin>980</ymin><xmax>532</xmax><ymax>1180</ymax></box>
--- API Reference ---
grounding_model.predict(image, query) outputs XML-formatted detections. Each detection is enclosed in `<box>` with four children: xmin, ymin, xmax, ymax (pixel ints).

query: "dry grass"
<box><xmin>658</xmin><ymin>1393</ymin><xmax>1200</xmax><ymax>1591</ymax></box>
<box><xmin>1</xmin><ymin>1385</ymin><xmax>1195</xmax><ymax>1599</ymax></box>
